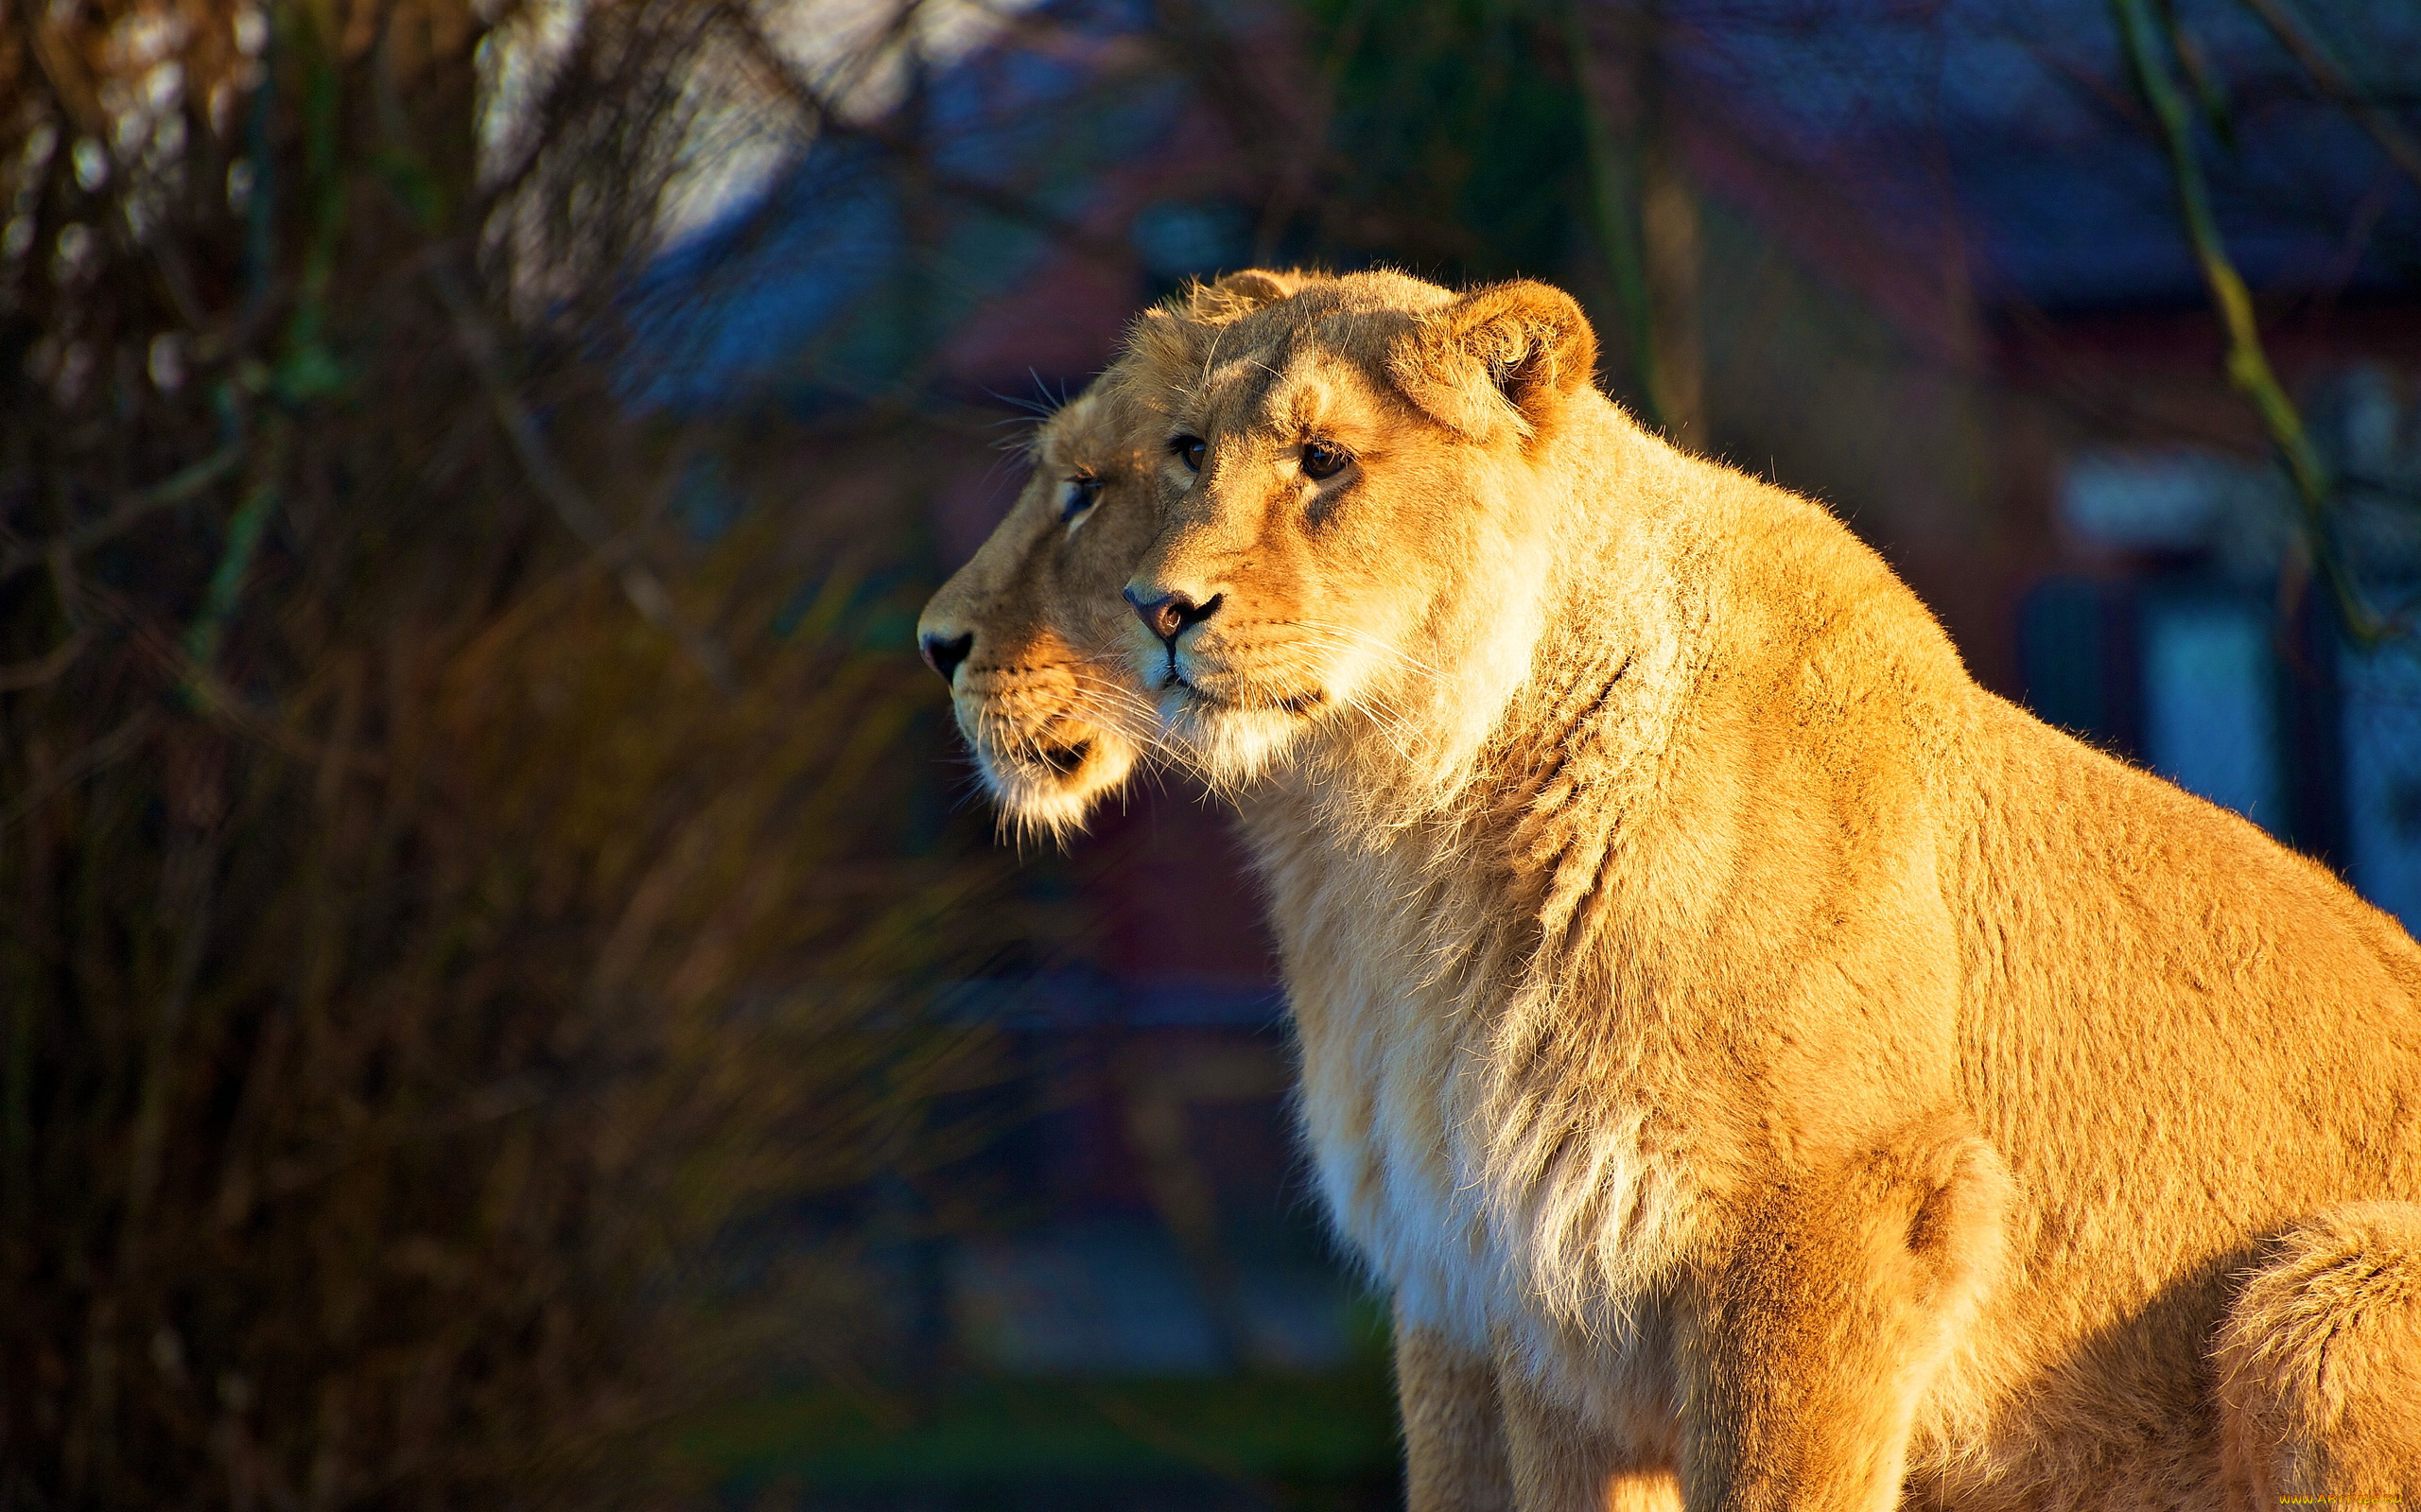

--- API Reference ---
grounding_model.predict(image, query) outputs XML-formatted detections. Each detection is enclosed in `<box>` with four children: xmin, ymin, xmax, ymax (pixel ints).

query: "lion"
<box><xmin>1085</xmin><ymin>269</ymin><xmax>2421</xmax><ymax>1509</ymax></box>
<box><xmin>919</xmin><ymin>267</ymin><xmax>1578</xmax><ymax>1503</ymax></box>
<box><xmin>919</xmin><ymin>269</ymin><xmax>2421</xmax><ymax>1505</ymax></box>
<box><xmin>915</xmin><ymin>270</ymin><xmax>1323</xmax><ymax>842</ymax></box>
<box><xmin>914</xmin><ymin>381</ymin><xmax>1158</xmax><ymax>841</ymax></box>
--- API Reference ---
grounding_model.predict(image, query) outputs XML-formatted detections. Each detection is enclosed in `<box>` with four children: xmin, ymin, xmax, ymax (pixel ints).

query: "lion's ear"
<box><xmin>1122</xmin><ymin>304</ymin><xmax>1210</xmax><ymax>378</ymax></box>
<box><xmin>1179</xmin><ymin>267</ymin><xmax>1311</xmax><ymax>325</ymax></box>
<box><xmin>1386</xmin><ymin>280</ymin><xmax>1597</xmax><ymax>443</ymax></box>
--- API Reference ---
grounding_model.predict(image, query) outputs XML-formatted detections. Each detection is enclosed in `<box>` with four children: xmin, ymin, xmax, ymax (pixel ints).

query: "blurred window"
<box><xmin>2057</xmin><ymin>447</ymin><xmax>2292</xmax><ymax>579</ymax></box>
<box><xmin>1129</xmin><ymin>200</ymin><xmax>1253</xmax><ymax>286</ymax></box>
<box><xmin>2341</xmin><ymin>641</ymin><xmax>2421</xmax><ymax>930</ymax></box>
<box><xmin>2139</xmin><ymin>596</ymin><xmax>2283</xmax><ymax>834</ymax></box>
<box><xmin>2061</xmin><ymin>451</ymin><xmax>2228</xmax><ymax>552</ymax></box>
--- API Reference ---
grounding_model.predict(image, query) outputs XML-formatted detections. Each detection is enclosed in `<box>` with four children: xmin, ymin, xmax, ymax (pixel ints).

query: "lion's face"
<box><xmin>916</xmin><ymin>387</ymin><xmax>1159</xmax><ymax>839</ymax></box>
<box><xmin>1115</xmin><ymin>273</ymin><xmax>1600</xmax><ymax>789</ymax></box>
<box><xmin>917</xmin><ymin>269</ymin><xmax>1320</xmax><ymax>836</ymax></box>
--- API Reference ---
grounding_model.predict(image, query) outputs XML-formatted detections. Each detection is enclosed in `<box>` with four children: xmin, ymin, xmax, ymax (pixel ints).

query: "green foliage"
<box><xmin>1299</xmin><ymin>0</ymin><xmax>1594</xmax><ymax>280</ymax></box>
<box><xmin>688</xmin><ymin>1369</ymin><xmax>1400</xmax><ymax>1494</ymax></box>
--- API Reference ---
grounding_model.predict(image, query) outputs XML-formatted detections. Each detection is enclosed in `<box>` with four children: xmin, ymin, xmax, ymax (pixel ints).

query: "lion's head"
<box><xmin>1110</xmin><ymin>271</ymin><xmax>1604</xmax><ymax>793</ymax></box>
<box><xmin>914</xmin><ymin>384</ymin><xmax>1161</xmax><ymax>839</ymax></box>
<box><xmin>916</xmin><ymin>269</ymin><xmax>1316</xmax><ymax>837</ymax></box>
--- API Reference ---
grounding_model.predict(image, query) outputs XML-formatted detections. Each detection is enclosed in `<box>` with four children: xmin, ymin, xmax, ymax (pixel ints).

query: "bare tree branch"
<box><xmin>2113</xmin><ymin>0</ymin><xmax>2395</xmax><ymax>643</ymax></box>
<box><xmin>429</xmin><ymin>258</ymin><xmax>740</xmax><ymax>695</ymax></box>
<box><xmin>2237</xmin><ymin>0</ymin><xmax>2421</xmax><ymax>192</ymax></box>
<box><xmin>0</xmin><ymin>441</ymin><xmax>244</xmax><ymax>586</ymax></box>
<box><xmin>0</xmin><ymin>708</ymin><xmax>157</xmax><ymax>838</ymax></box>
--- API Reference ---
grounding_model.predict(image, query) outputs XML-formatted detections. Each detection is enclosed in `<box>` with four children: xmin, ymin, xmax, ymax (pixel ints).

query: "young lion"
<box><xmin>915</xmin><ymin>381</ymin><xmax>1160</xmax><ymax>841</ymax></box>
<box><xmin>1100</xmin><ymin>270</ymin><xmax>2421</xmax><ymax>1508</ymax></box>
<box><xmin>916</xmin><ymin>270</ymin><xmax>1313</xmax><ymax>840</ymax></box>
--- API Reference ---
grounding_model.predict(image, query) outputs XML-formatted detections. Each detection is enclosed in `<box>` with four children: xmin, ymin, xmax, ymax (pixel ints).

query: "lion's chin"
<box><xmin>973</xmin><ymin>730</ymin><xmax>1137</xmax><ymax>842</ymax></box>
<box><xmin>1157</xmin><ymin>684</ymin><xmax>1315</xmax><ymax>788</ymax></box>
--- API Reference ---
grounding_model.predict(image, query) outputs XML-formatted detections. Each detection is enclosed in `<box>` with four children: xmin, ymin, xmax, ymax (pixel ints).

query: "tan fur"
<box><xmin>915</xmin><ymin>383</ymin><xmax>1159</xmax><ymax>842</ymax></box>
<box><xmin>915</xmin><ymin>270</ymin><xmax>1314</xmax><ymax>841</ymax></box>
<box><xmin>919</xmin><ymin>270</ymin><xmax>2421</xmax><ymax>1507</ymax></box>
<box><xmin>1400</xmin><ymin>1308</ymin><xmax>1519</xmax><ymax>1509</ymax></box>
<box><xmin>1100</xmin><ymin>271</ymin><xmax>2421</xmax><ymax>1508</ymax></box>
<box><xmin>2217</xmin><ymin>1204</ymin><xmax>2421</xmax><ymax>1505</ymax></box>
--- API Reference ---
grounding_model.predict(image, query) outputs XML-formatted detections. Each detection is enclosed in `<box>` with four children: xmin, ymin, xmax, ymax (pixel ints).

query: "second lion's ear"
<box><xmin>1386</xmin><ymin>280</ymin><xmax>1598</xmax><ymax>443</ymax></box>
<box><xmin>1121</xmin><ymin>304</ymin><xmax>1210</xmax><ymax>380</ymax></box>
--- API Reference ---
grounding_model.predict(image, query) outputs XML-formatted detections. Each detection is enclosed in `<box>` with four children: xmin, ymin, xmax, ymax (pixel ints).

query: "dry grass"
<box><xmin>0</xmin><ymin>3</ymin><xmax>1017</xmax><ymax>1504</ymax></box>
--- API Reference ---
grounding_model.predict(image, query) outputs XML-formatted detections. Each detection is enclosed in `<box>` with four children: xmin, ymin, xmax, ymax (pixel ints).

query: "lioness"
<box><xmin>917</xmin><ymin>270</ymin><xmax>1313</xmax><ymax>840</ymax></box>
<box><xmin>916</xmin><ymin>382</ymin><xmax>1157</xmax><ymax>841</ymax></box>
<box><xmin>919</xmin><ymin>269</ymin><xmax>1573</xmax><ymax>1503</ymax></box>
<box><xmin>1092</xmin><ymin>271</ymin><xmax>2421</xmax><ymax>1508</ymax></box>
<box><xmin>914</xmin><ymin>265</ymin><xmax>2411</xmax><ymax>1500</ymax></box>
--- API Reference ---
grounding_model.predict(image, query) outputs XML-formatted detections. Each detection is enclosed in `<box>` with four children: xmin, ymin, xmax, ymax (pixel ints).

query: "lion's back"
<box><xmin>1931</xmin><ymin>691</ymin><xmax>2421</xmax><ymax>1427</ymax></box>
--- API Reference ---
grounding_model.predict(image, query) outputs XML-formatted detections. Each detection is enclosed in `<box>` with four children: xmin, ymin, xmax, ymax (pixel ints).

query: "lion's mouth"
<box><xmin>1169</xmin><ymin>677</ymin><xmax>1325</xmax><ymax>719</ymax></box>
<box><xmin>972</xmin><ymin>717</ymin><xmax>1096</xmax><ymax>784</ymax></box>
<box><xmin>1036</xmin><ymin>739</ymin><xmax>1091</xmax><ymax>776</ymax></box>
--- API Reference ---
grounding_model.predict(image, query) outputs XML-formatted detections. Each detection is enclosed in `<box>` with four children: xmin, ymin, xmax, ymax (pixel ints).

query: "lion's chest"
<box><xmin>1291</xmin><ymin>971</ymin><xmax>1504</xmax><ymax>1344</ymax></box>
<box><xmin>1249</xmin><ymin>799</ymin><xmax>1682</xmax><ymax>1363</ymax></box>
<box><xmin>1286</xmin><ymin>960</ymin><xmax>1675</xmax><ymax>1365</ymax></box>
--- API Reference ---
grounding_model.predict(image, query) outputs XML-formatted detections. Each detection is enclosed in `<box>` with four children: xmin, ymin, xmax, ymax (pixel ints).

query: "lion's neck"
<box><xmin>1232</xmin><ymin>412</ymin><xmax>1715</xmax><ymax>989</ymax></box>
<box><xmin>1228</xmin><ymin>421</ymin><xmax>1944</xmax><ymax>1341</ymax></box>
<box><xmin>1277</xmin><ymin>407</ymin><xmax>1704</xmax><ymax>861</ymax></box>
<box><xmin>1226</xmin><ymin>464</ymin><xmax>1713</xmax><ymax>1336</ymax></box>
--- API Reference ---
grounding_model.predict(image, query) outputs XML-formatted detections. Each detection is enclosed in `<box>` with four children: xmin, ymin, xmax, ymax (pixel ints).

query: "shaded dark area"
<box><xmin>1</xmin><ymin>1</ymin><xmax>2415</xmax><ymax>1508</ymax></box>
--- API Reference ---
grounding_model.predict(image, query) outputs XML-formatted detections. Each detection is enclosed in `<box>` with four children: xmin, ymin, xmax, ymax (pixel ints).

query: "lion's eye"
<box><xmin>1059</xmin><ymin>475</ymin><xmax>1103</xmax><ymax>524</ymax></box>
<box><xmin>1171</xmin><ymin>436</ymin><xmax>1207</xmax><ymax>474</ymax></box>
<box><xmin>1301</xmin><ymin>440</ymin><xmax>1350</xmax><ymax>480</ymax></box>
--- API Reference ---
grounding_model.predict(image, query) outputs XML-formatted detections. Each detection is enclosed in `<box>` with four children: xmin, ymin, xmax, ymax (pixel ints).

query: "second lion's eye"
<box><xmin>1060</xmin><ymin>475</ymin><xmax>1103</xmax><ymax>523</ymax></box>
<box><xmin>1171</xmin><ymin>436</ymin><xmax>1207</xmax><ymax>473</ymax></box>
<box><xmin>1301</xmin><ymin>440</ymin><xmax>1350</xmax><ymax>480</ymax></box>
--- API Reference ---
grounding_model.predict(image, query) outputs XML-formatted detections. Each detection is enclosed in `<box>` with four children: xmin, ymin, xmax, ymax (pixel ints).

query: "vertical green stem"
<box><xmin>183</xmin><ymin>422</ymin><xmax>287</xmax><ymax>686</ymax></box>
<box><xmin>2111</xmin><ymin>0</ymin><xmax>2383</xmax><ymax>641</ymax></box>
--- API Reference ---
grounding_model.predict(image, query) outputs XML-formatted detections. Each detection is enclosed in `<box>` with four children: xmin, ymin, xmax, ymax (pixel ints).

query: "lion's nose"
<box><xmin>1123</xmin><ymin>586</ymin><xmax>1223</xmax><ymax>642</ymax></box>
<box><xmin>920</xmin><ymin>631</ymin><xmax>974</xmax><ymax>683</ymax></box>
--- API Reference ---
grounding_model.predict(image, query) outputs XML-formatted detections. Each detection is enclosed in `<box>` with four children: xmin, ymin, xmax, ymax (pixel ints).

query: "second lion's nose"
<box><xmin>1123</xmin><ymin>586</ymin><xmax>1223</xmax><ymax>642</ymax></box>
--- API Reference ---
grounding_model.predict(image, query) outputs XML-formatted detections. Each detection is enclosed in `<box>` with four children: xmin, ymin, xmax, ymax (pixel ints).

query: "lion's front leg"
<box><xmin>1399</xmin><ymin>1305</ymin><xmax>1517</xmax><ymax>1512</ymax></box>
<box><xmin>1500</xmin><ymin>1367</ymin><xmax>1681</xmax><ymax>1512</ymax></box>
<box><xmin>1676</xmin><ymin>1121</ymin><xmax>2010</xmax><ymax>1512</ymax></box>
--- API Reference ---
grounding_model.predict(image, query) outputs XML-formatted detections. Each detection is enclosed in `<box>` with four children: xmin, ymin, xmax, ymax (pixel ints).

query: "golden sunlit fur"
<box><xmin>919</xmin><ymin>269</ymin><xmax>2421</xmax><ymax>1506</ymax></box>
<box><xmin>915</xmin><ymin>271</ymin><xmax>1310</xmax><ymax>841</ymax></box>
<box><xmin>2216</xmin><ymin>1204</ymin><xmax>2421</xmax><ymax>1502</ymax></box>
<box><xmin>915</xmin><ymin>384</ymin><xmax>1159</xmax><ymax>842</ymax></box>
<box><xmin>1097</xmin><ymin>270</ymin><xmax>2421</xmax><ymax>1509</ymax></box>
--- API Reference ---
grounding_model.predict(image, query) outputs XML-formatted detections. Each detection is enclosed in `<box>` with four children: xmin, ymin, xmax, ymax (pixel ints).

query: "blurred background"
<box><xmin>1</xmin><ymin>0</ymin><xmax>2415</xmax><ymax>1507</ymax></box>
